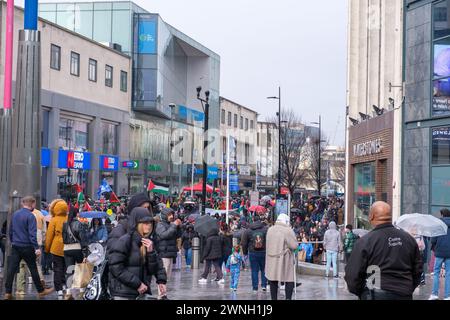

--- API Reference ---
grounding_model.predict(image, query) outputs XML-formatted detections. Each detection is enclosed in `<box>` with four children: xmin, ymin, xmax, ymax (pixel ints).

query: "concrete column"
<box><xmin>88</xmin><ymin>117</ymin><xmax>101</xmax><ymax>199</ymax></box>
<box><xmin>46</xmin><ymin>107</ymin><xmax>60</xmax><ymax>201</ymax></box>
<box><xmin>117</xmin><ymin>120</ymin><xmax>130</xmax><ymax>195</ymax></box>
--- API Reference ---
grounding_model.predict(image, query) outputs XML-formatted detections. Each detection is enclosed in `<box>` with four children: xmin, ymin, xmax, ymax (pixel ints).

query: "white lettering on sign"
<box><xmin>74</xmin><ymin>152</ymin><xmax>84</xmax><ymax>161</ymax></box>
<box><xmin>353</xmin><ymin>139</ymin><xmax>382</xmax><ymax>157</ymax></box>
<box><xmin>73</xmin><ymin>162</ymin><xmax>84</xmax><ymax>169</ymax></box>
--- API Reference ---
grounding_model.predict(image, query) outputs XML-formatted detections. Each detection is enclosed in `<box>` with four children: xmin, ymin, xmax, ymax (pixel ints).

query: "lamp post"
<box><xmin>196</xmin><ymin>87</ymin><xmax>210</xmax><ymax>215</ymax></box>
<box><xmin>267</xmin><ymin>87</ymin><xmax>281</xmax><ymax>194</ymax></box>
<box><xmin>311</xmin><ymin>115</ymin><xmax>324</xmax><ymax>196</ymax></box>
<box><xmin>168</xmin><ymin>103</ymin><xmax>176</xmax><ymax>197</ymax></box>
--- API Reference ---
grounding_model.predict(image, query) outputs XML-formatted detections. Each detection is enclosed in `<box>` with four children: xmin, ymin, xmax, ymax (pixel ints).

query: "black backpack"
<box><xmin>251</xmin><ymin>230</ymin><xmax>266</xmax><ymax>251</ymax></box>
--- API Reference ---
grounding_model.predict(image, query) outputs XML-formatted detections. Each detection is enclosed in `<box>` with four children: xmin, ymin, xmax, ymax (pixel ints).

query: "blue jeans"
<box><xmin>185</xmin><ymin>248</ymin><xmax>192</xmax><ymax>267</ymax></box>
<box><xmin>326</xmin><ymin>250</ymin><xmax>338</xmax><ymax>277</ymax></box>
<box><xmin>432</xmin><ymin>257</ymin><xmax>450</xmax><ymax>298</ymax></box>
<box><xmin>249</xmin><ymin>251</ymin><xmax>267</xmax><ymax>290</ymax></box>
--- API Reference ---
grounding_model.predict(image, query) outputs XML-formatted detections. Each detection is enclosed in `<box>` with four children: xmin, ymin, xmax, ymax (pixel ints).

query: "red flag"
<box><xmin>84</xmin><ymin>202</ymin><xmax>93</xmax><ymax>211</ymax></box>
<box><xmin>110</xmin><ymin>191</ymin><xmax>120</xmax><ymax>204</ymax></box>
<box><xmin>147</xmin><ymin>179</ymin><xmax>155</xmax><ymax>192</ymax></box>
<box><xmin>74</xmin><ymin>184</ymin><xmax>83</xmax><ymax>194</ymax></box>
<box><xmin>74</xmin><ymin>202</ymin><xmax>79</xmax><ymax>209</ymax></box>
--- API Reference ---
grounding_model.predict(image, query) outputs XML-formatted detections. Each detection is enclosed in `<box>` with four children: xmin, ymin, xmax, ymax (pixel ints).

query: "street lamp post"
<box><xmin>168</xmin><ymin>103</ymin><xmax>176</xmax><ymax>197</ymax></box>
<box><xmin>311</xmin><ymin>115</ymin><xmax>322</xmax><ymax>196</ymax></box>
<box><xmin>196</xmin><ymin>87</ymin><xmax>210</xmax><ymax>215</ymax></box>
<box><xmin>267</xmin><ymin>87</ymin><xmax>281</xmax><ymax>194</ymax></box>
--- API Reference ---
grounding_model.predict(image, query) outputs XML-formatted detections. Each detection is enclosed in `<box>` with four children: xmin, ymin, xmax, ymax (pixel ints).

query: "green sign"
<box><xmin>148</xmin><ymin>164</ymin><xmax>162</xmax><ymax>172</ymax></box>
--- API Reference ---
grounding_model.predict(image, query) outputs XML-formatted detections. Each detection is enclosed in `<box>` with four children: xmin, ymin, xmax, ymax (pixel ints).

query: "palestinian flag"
<box><xmin>77</xmin><ymin>192</ymin><xmax>85</xmax><ymax>203</ymax></box>
<box><xmin>84</xmin><ymin>202</ymin><xmax>93</xmax><ymax>212</ymax></box>
<box><xmin>147</xmin><ymin>180</ymin><xmax>169</xmax><ymax>195</ymax></box>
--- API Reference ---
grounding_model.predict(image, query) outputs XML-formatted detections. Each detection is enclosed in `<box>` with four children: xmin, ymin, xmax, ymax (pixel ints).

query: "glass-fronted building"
<box><xmin>403</xmin><ymin>0</ymin><xmax>450</xmax><ymax>217</ymax></box>
<box><xmin>39</xmin><ymin>1</ymin><xmax>221</xmax><ymax>194</ymax></box>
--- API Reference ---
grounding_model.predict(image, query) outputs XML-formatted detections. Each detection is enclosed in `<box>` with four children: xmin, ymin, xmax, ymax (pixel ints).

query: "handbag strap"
<box><xmin>67</xmin><ymin>222</ymin><xmax>78</xmax><ymax>243</ymax></box>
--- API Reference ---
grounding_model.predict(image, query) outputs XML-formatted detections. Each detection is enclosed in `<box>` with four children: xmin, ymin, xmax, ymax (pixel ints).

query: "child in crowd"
<box><xmin>298</xmin><ymin>236</ymin><xmax>314</xmax><ymax>263</ymax></box>
<box><xmin>226</xmin><ymin>245</ymin><xmax>243</xmax><ymax>292</ymax></box>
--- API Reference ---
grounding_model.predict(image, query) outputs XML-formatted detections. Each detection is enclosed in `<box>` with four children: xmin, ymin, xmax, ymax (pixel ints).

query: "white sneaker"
<box><xmin>218</xmin><ymin>279</ymin><xmax>225</xmax><ymax>285</ymax></box>
<box><xmin>444</xmin><ymin>297</ymin><xmax>450</xmax><ymax>301</ymax></box>
<box><xmin>280</xmin><ymin>285</ymin><xmax>285</xmax><ymax>290</ymax></box>
<box><xmin>198</xmin><ymin>278</ymin><xmax>208</xmax><ymax>284</ymax></box>
<box><xmin>57</xmin><ymin>290</ymin><xmax>64</xmax><ymax>296</ymax></box>
<box><xmin>428</xmin><ymin>294</ymin><xmax>439</xmax><ymax>300</ymax></box>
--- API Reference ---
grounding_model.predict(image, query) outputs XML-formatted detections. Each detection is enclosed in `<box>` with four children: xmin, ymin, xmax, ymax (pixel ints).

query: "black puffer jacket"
<box><xmin>62</xmin><ymin>219</ymin><xmax>90</xmax><ymax>257</ymax></box>
<box><xmin>220</xmin><ymin>232</ymin><xmax>233</xmax><ymax>258</ymax></box>
<box><xmin>202</xmin><ymin>231</ymin><xmax>223</xmax><ymax>261</ymax></box>
<box><xmin>107</xmin><ymin>208</ymin><xmax>167</xmax><ymax>299</ymax></box>
<box><xmin>241</xmin><ymin>220</ymin><xmax>268</xmax><ymax>255</ymax></box>
<box><xmin>154</xmin><ymin>209</ymin><xmax>182</xmax><ymax>259</ymax></box>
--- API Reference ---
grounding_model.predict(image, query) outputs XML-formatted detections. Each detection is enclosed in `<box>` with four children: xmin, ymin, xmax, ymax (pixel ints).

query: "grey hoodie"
<box><xmin>323</xmin><ymin>222</ymin><xmax>342</xmax><ymax>252</ymax></box>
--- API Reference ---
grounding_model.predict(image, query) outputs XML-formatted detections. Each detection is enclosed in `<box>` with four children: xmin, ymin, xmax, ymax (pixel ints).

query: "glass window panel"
<box><xmin>94</xmin><ymin>3</ymin><xmax>112</xmax><ymax>10</ymax></box>
<box><xmin>50</xmin><ymin>44</ymin><xmax>61</xmax><ymax>70</ymax></box>
<box><xmin>39</xmin><ymin>4</ymin><xmax>57</xmax><ymax>11</ymax></box>
<box><xmin>245</xmin><ymin>118</ymin><xmax>249</xmax><ymax>130</ymax></box>
<box><xmin>121</xmin><ymin>71</ymin><xmax>128</xmax><ymax>92</ymax></box>
<box><xmin>133</xmin><ymin>69</ymin><xmax>157</xmax><ymax>101</ymax></box>
<box><xmin>221</xmin><ymin>109</ymin><xmax>225</xmax><ymax>124</ymax></box>
<box><xmin>105</xmin><ymin>65</ymin><xmax>113</xmax><ymax>87</ymax></box>
<box><xmin>234</xmin><ymin>114</ymin><xmax>238</xmax><ymax>128</ymax></box>
<box><xmin>433</xmin><ymin>78</ymin><xmax>450</xmax><ymax>116</ymax></box>
<box><xmin>70</xmin><ymin>52</ymin><xmax>80</xmax><ymax>76</ymax></box>
<box><xmin>434</xmin><ymin>38</ymin><xmax>450</xmax><ymax>79</ymax></box>
<box><xmin>112</xmin><ymin>10</ymin><xmax>131</xmax><ymax>53</ymax></box>
<box><xmin>75</xmin><ymin>10</ymin><xmax>93</xmax><ymax>39</ymax></box>
<box><xmin>431</xmin><ymin>206</ymin><xmax>450</xmax><ymax>218</ymax></box>
<box><xmin>93</xmin><ymin>10</ymin><xmax>112</xmax><ymax>43</ymax></box>
<box><xmin>240</xmin><ymin>116</ymin><xmax>243</xmax><ymax>129</ymax></box>
<box><xmin>56</xmin><ymin>9</ymin><xmax>75</xmax><ymax>31</ymax></box>
<box><xmin>432</xmin><ymin>166</ymin><xmax>450</xmax><ymax>206</ymax></box>
<box><xmin>353</xmin><ymin>162</ymin><xmax>376</xmax><ymax>230</ymax></box>
<box><xmin>113</xmin><ymin>2</ymin><xmax>131</xmax><ymax>10</ymax></box>
<box><xmin>102</xmin><ymin>122</ymin><xmax>117</xmax><ymax>154</ymax></box>
<box><xmin>89</xmin><ymin>59</ymin><xmax>97</xmax><ymax>82</ymax></box>
<box><xmin>434</xmin><ymin>0</ymin><xmax>450</xmax><ymax>39</ymax></box>
<box><xmin>39</xmin><ymin>11</ymin><xmax>56</xmax><ymax>23</ymax></box>
<box><xmin>74</xmin><ymin>3</ymin><xmax>93</xmax><ymax>11</ymax></box>
<box><xmin>432</xmin><ymin>127</ymin><xmax>450</xmax><ymax>164</ymax></box>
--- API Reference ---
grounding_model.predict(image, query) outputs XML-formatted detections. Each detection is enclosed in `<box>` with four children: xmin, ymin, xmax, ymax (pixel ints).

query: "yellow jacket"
<box><xmin>45</xmin><ymin>200</ymin><xmax>68</xmax><ymax>257</ymax></box>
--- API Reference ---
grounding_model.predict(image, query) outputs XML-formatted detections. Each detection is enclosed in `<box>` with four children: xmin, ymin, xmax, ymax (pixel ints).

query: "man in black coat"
<box><xmin>198</xmin><ymin>228</ymin><xmax>223</xmax><ymax>284</ymax></box>
<box><xmin>107</xmin><ymin>208</ymin><xmax>167</xmax><ymax>300</ymax></box>
<box><xmin>344</xmin><ymin>201</ymin><xmax>423</xmax><ymax>300</ymax></box>
<box><xmin>154</xmin><ymin>208</ymin><xmax>182</xmax><ymax>296</ymax></box>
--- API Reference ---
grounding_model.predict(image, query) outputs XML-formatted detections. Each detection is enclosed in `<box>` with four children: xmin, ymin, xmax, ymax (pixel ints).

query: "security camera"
<box><xmin>196</xmin><ymin>86</ymin><xmax>202</xmax><ymax>94</ymax></box>
<box><xmin>205</xmin><ymin>91</ymin><xmax>210</xmax><ymax>98</ymax></box>
<box><xmin>169</xmin><ymin>103</ymin><xmax>176</xmax><ymax>109</ymax></box>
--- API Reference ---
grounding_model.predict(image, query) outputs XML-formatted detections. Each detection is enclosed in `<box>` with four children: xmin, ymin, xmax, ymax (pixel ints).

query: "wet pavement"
<box><xmin>0</xmin><ymin>264</ymin><xmax>438</xmax><ymax>300</ymax></box>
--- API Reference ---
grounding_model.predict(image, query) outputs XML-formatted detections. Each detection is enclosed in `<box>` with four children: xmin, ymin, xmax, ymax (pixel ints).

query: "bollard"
<box><xmin>192</xmin><ymin>237</ymin><xmax>200</xmax><ymax>269</ymax></box>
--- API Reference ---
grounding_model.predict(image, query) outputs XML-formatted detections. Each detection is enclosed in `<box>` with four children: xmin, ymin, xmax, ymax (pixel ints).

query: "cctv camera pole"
<box><xmin>318</xmin><ymin>115</ymin><xmax>322</xmax><ymax>196</ymax></box>
<box><xmin>196</xmin><ymin>87</ymin><xmax>210</xmax><ymax>215</ymax></box>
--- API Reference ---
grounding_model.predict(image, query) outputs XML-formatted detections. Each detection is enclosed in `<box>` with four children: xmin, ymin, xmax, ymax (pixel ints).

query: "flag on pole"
<box><xmin>97</xmin><ymin>179</ymin><xmax>112</xmax><ymax>199</ymax></box>
<box><xmin>147</xmin><ymin>180</ymin><xmax>169</xmax><ymax>195</ymax></box>
<box><xmin>147</xmin><ymin>179</ymin><xmax>155</xmax><ymax>192</ymax></box>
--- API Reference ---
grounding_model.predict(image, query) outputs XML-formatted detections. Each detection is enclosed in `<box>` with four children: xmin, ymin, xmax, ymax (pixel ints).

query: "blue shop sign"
<box><xmin>41</xmin><ymin>148</ymin><xmax>51</xmax><ymax>167</ymax></box>
<box><xmin>229</xmin><ymin>174</ymin><xmax>239</xmax><ymax>192</ymax></box>
<box><xmin>100</xmin><ymin>155</ymin><xmax>119</xmax><ymax>171</ymax></box>
<box><xmin>207</xmin><ymin>166</ymin><xmax>219</xmax><ymax>180</ymax></box>
<box><xmin>138</xmin><ymin>21</ymin><xmax>157</xmax><ymax>54</ymax></box>
<box><xmin>58</xmin><ymin>150</ymin><xmax>91</xmax><ymax>170</ymax></box>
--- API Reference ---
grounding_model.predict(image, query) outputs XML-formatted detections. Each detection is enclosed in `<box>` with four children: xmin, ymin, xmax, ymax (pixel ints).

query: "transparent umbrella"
<box><xmin>395</xmin><ymin>213</ymin><xmax>448</xmax><ymax>237</ymax></box>
<box><xmin>353</xmin><ymin>229</ymin><xmax>370</xmax><ymax>237</ymax></box>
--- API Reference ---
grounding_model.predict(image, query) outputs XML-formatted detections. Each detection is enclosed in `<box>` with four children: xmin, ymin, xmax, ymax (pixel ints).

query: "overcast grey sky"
<box><xmin>17</xmin><ymin>0</ymin><xmax>348</xmax><ymax>145</ymax></box>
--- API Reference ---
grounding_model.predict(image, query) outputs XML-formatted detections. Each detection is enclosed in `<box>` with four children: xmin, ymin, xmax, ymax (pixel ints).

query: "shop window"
<box><xmin>432</xmin><ymin>166</ymin><xmax>450</xmax><ymax>207</ymax></box>
<box><xmin>434</xmin><ymin>0</ymin><xmax>450</xmax><ymax>40</ymax></box>
<box><xmin>353</xmin><ymin>162</ymin><xmax>376</xmax><ymax>230</ymax></box>
<box><xmin>433</xmin><ymin>127</ymin><xmax>450</xmax><ymax>164</ymax></box>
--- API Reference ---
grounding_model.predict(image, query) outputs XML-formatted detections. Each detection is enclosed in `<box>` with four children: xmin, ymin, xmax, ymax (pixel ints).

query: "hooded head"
<box><xmin>127</xmin><ymin>193</ymin><xmax>151</xmax><ymax>214</ymax></box>
<box><xmin>160</xmin><ymin>207</ymin><xmax>175</xmax><ymax>223</ymax></box>
<box><xmin>328</xmin><ymin>221</ymin><xmax>337</xmax><ymax>230</ymax></box>
<box><xmin>369</xmin><ymin>201</ymin><xmax>392</xmax><ymax>227</ymax></box>
<box><xmin>49</xmin><ymin>199</ymin><xmax>68</xmax><ymax>218</ymax></box>
<box><xmin>128</xmin><ymin>207</ymin><xmax>154</xmax><ymax>237</ymax></box>
<box><xmin>277</xmin><ymin>214</ymin><xmax>290</xmax><ymax>226</ymax></box>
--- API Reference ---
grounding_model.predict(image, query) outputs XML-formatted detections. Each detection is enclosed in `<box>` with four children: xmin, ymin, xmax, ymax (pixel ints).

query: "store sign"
<box><xmin>229</xmin><ymin>174</ymin><xmax>239</xmax><ymax>192</ymax></box>
<box><xmin>353</xmin><ymin>139</ymin><xmax>383</xmax><ymax>157</ymax></box>
<box><xmin>41</xmin><ymin>148</ymin><xmax>51</xmax><ymax>167</ymax></box>
<box><xmin>122</xmin><ymin>160</ymin><xmax>139</xmax><ymax>169</ymax></box>
<box><xmin>138</xmin><ymin>21</ymin><xmax>157</xmax><ymax>54</ymax></box>
<box><xmin>149</xmin><ymin>164</ymin><xmax>162</xmax><ymax>172</ymax></box>
<box><xmin>100</xmin><ymin>155</ymin><xmax>119</xmax><ymax>171</ymax></box>
<box><xmin>239</xmin><ymin>165</ymin><xmax>251</xmax><ymax>176</ymax></box>
<box><xmin>250</xmin><ymin>191</ymin><xmax>259</xmax><ymax>207</ymax></box>
<box><xmin>58</xmin><ymin>150</ymin><xmax>91</xmax><ymax>170</ymax></box>
<box><xmin>207</xmin><ymin>166</ymin><xmax>219</xmax><ymax>180</ymax></box>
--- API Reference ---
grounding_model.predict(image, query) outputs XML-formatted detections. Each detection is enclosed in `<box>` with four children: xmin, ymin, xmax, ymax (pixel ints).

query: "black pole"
<box><xmin>318</xmin><ymin>115</ymin><xmax>321</xmax><ymax>196</ymax></box>
<box><xmin>278</xmin><ymin>86</ymin><xmax>281</xmax><ymax>195</ymax></box>
<box><xmin>144</xmin><ymin>158</ymin><xmax>148</xmax><ymax>194</ymax></box>
<box><xmin>202</xmin><ymin>102</ymin><xmax>209</xmax><ymax>215</ymax></box>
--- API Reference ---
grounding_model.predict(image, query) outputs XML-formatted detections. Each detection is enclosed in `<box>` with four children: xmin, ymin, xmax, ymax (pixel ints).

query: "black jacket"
<box><xmin>202</xmin><ymin>232</ymin><xmax>222</xmax><ymax>261</ymax></box>
<box><xmin>220</xmin><ymin>233</ymin><xmax>233</xmax><ymax>258</ymax></box>
<box><xmin>154</xmin><ymin>215</ymin><xmax>182</xmax><ymax>259</ymax></box>
<box><xmin>181</xmin><ymin>230</ymin><xmax>195</xmax><ymax>250</ymax></box>
<box><xmin>106</xmin><ymin>217</ymin><xmax>128</xmax><ymax>253</ymax></box>
<box><xmin>344</xmin><ymin>223</ymin><xmax>423</xmax><ymax>298</ymax></box>
<box><xmin>241</xmin><ymin>221</ymin><xmax>268</xmax><ymax>255</ymax></box>
<box><xmin>107</xmin><ymin>208</ymin><xmax>166</xmax><ymax>299</ymax></box>
<box><xmin>127</xmin><ymin>193</ymin><xmax>151</xmax><ymax>214</ymax></box>
<box><xmin>431</xmin><ymin>217</ymin><xmax>450</xmax><ymax>258</ymax></box>
<box><xmin>62</xmin><ymin>219</ymin><xmax>90</xmax><ymax>257</ymax></box>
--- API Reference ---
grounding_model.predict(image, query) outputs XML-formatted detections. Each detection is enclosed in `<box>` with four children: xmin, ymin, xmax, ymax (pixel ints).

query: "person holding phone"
<box><xmin>108</xmin><ymin>207</ymin><xmax>167</xmax><ymax>300</ymax></box>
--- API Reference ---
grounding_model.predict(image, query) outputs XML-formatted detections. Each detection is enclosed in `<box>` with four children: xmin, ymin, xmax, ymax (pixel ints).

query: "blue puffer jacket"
<box><xmin>431</xmin><ymin>217</ymin><xmax>450</xmax><ymax>258</ymax></box>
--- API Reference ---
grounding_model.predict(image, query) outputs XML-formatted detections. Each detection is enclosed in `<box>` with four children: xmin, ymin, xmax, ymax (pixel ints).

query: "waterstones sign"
<box><xmin>353</xmin><ymin>139</ymin><xmax>383</xmax><ymax>157</ymax></box>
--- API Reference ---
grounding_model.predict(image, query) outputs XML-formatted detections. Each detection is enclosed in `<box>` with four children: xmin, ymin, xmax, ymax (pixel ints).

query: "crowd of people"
<box><xmin>2</xmin><ymin>191</ymin><xmax>450</xmax><ymax>301</ymax></box>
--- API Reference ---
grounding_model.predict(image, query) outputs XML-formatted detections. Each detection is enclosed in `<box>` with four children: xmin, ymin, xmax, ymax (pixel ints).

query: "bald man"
<box><xmin>344</xmin><ymin>201</ymin><xmax>423</xmax><ymax>300</ymax></box>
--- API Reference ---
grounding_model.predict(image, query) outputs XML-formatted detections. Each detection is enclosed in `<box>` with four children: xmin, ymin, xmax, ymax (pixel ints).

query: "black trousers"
<box><xmin>360</xmin><ymin>289</ymin><xmax>413</xmax><ymax>300</ymax></box>
<box><xmin>52</xmin><ymin>254</ymin><xmax>66</xmax><ymax>291</ymax></box>
<box><xmin>201</xmin><ymin>258</ymin><xmax>223</xmax><ymax>280</ymax></box>
<box><xmin>64</xmin><ymin>250</ymin><xmax>84</xmax><ymax>284</ymax></box>
<box><xmin>269</xmin><ymin>281</ymin><xmax>294</xmax><ymax>300</ymax></box>
<box><xmin>4</xmin><ymin>245</ymin><xmax>44</xmax><ymax>294</ymax></box>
